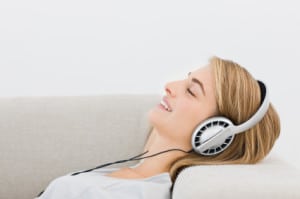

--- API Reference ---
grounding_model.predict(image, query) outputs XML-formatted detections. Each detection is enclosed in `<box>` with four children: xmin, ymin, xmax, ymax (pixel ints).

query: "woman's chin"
<box><xmin>147</xmin><ymin>108</ymin><xmax>165</xmax><ymax>128</ymax></box>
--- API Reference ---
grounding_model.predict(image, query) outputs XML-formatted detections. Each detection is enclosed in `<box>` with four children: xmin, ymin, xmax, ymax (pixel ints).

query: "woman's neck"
<box><xmin>129</xmin><ymin>128</ymin><xmax>189</xmax><ymax>178</ymax></box>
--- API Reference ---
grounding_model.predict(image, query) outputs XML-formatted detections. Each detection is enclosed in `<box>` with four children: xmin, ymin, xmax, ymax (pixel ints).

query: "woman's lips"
<box><xmin>157</xmin><ymin>103</ymin><xmax>167</xmax><ymax>111</ymax></box>
<box><xmin>157</xmin><ymin>96</ymin><xmax>172</xmax><ymax>112</ymax></box>
<box><xmin>163</xmin><ymin>96</ymin><xmax>172</xmax><ymax>111</ymax></box>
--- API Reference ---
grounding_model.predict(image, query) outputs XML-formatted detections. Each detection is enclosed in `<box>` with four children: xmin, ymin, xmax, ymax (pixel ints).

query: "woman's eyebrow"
<box><xmin>188</xmin><ymin>72</ymin><xmax>206</xmax><ymax>96</ymax></box>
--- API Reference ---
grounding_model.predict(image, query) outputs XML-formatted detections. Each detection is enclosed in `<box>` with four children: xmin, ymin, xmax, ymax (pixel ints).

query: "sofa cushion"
<box><xmin>172</xmin><ymin>154</ymin><xmax>300</xmax><ymax>199</ymax></box>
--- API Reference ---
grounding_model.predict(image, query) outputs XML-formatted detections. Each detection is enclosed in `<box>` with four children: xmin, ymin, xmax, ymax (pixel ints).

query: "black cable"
<box><xmin>71</xmin><ymin>150</ymin><xmax>149</xmax><ymax>176</ymax></box>
<box><xmin>71</xmin><ymin>148</ymin><xmax>192</xmax><ymax>176</ymax></box>
<box><xmin>131</xmin><ymin>148</ymin><xmax>193</xmax><ymax>160</ymax></box>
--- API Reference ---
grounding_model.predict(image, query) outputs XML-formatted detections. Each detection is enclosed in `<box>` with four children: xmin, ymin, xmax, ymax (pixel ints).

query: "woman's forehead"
<box><xmin>190</xmin><ymin>65</ymin><xmax>215</xmax><ymax>94</ymax></box>
<box><xmin>190</xmin><ymin>65</ymin><xmax>212</xmax><ymax>79</ymax></box>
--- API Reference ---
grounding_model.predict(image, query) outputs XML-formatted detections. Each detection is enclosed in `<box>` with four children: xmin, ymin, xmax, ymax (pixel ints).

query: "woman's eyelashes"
<box><xmin>187</xmin><ymin>88</ymin><xmax>196</xmax><ymax>97</ymax></box>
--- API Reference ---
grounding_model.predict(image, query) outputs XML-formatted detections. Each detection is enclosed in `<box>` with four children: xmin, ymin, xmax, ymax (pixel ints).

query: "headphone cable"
<box><xmin>71</xmin><ymin>148</ymin><xmax>193</xmax><ymax>176</ymax></box>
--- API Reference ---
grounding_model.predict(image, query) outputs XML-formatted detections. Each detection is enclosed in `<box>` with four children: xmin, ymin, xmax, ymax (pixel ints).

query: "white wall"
<box><xmin>1</xmin><ymin>0</ymin><xmax>299</xmax><ymax>169</ymax></box>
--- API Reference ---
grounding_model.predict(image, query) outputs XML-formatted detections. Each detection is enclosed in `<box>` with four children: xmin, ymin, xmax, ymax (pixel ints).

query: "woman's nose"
<box><xmin>164</xmin><ymin>81</ymin><xmax>179</xmax><ymax>97</ymax></box>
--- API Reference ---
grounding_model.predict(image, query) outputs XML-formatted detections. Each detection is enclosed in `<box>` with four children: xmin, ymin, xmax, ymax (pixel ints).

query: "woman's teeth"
<box><xmin>160</xmin><ymin>100</ymin><xmax>172</xmax><ymax>112</ymax></box>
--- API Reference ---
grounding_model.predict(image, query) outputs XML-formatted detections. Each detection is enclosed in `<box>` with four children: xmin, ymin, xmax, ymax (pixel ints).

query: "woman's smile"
<box><xmin>157</xmin><ymin>97</ymin><xmax>172</xmax><ymax>112</ymax></box>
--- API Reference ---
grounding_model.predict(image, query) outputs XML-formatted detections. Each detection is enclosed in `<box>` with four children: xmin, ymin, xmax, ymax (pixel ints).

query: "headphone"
<box><xmin>191</xmin><ymin>80</ymin><xmax>270</xmax><ymax>156</ymax></box>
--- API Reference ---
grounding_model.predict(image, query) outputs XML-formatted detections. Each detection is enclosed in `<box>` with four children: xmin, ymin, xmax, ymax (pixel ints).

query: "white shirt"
<box><xmin>36</xmin><ymin>164</ymin><xmax>172</xmax><ymax>199</ymax></box>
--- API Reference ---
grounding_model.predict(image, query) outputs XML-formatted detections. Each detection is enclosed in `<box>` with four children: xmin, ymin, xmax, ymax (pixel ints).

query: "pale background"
<box><xmin>0</xmin><ymin>0</ymin><xmax>299</xmax><ymax>169</ymax></box>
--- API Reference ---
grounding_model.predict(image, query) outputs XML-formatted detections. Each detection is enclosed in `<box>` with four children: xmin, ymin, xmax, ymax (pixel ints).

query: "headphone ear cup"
<box><xmin>191</xmin><ymin>117</ymin><xmax>235</xmax><ymax>156</ymax></box>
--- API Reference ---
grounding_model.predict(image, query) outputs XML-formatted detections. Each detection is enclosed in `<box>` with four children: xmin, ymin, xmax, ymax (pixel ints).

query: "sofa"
<box><xmin>1</xmin><ymin>94</ymin><xmax>300</xmax><ymax>199</ymax></box>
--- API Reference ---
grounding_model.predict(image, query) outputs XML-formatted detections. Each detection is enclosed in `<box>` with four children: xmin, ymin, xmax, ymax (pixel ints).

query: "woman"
<box><xmin>36</xmin><ymin>56</ymin><xmax>280</xmax><ymax>199</ymax></box>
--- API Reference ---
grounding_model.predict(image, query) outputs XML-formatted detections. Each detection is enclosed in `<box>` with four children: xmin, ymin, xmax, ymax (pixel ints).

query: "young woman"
<box><xmin>36</xmin><ymin>56</ymin><xmax>280</xmax><ymax>199</ymax></box>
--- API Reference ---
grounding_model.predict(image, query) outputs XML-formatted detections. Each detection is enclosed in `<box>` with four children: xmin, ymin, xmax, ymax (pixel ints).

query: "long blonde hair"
<box><xmin>169</xmin><ymin>56</ymin><xmax>281</xmax><ymax>183</ymax></box>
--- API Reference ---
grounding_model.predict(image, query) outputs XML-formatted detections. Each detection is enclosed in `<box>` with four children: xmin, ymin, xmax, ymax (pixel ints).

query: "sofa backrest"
<box><xmin>0</xmin><ymin>94</ymin><xmax>160</xmax><ymax>199</ymax></box>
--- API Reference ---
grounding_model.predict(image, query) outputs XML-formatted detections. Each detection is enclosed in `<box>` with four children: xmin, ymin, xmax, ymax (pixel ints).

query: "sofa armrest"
<box><xmin>172</xmin><ymin>155</ymin><xmax>300</xmax><ymax>199</ymax></box>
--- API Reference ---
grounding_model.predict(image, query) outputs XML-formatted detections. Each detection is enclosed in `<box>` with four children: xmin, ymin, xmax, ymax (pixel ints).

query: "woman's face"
<box><xmin>148</xmin><ymin>65</ymin><xmax>218</xmax><ymax>148</ymax></box>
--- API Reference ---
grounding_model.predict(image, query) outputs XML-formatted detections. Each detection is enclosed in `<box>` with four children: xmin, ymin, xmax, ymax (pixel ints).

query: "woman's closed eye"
<box><xmin>187</xmin><ymin>88</ymin><xmax>196</xmax><ymax>97</ymax></box>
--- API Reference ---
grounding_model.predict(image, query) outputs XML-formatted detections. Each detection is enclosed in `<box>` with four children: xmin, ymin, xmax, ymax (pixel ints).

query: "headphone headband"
<box><xmin>233</xmin><ymin>80</ymin><xmax>269</xmax><ymax>134</ymax></box>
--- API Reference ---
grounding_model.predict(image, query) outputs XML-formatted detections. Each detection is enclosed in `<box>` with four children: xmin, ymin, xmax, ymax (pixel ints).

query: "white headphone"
<box><xmin>191</xmin><ymin>80</ymin><xmax>270</xmax><ymax>156</ymax></box>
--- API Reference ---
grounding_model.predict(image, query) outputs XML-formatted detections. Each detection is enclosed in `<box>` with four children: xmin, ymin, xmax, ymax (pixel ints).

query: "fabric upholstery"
<box><xmin>172</xmin><ymin>155</ymin><xmax>300</xmax><ymax>199</ymax></box>
<box><xmin>0</xmin><ymin>94</ymin><xmax>159</xmax><ymax>199</ymax></box>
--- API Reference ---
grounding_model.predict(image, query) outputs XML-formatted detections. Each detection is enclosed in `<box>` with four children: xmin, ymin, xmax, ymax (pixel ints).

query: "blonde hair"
<box><xmin>169</xmin><ymin>56</ymin><xmax>281</xmax><ymax>183</ymax></box>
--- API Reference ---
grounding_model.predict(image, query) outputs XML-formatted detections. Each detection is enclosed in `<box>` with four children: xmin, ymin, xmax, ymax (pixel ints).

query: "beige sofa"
<box><xmin>1</xmin><ymin>94</ymin><xmax>300</xmax><ymax>199</ymax></box>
